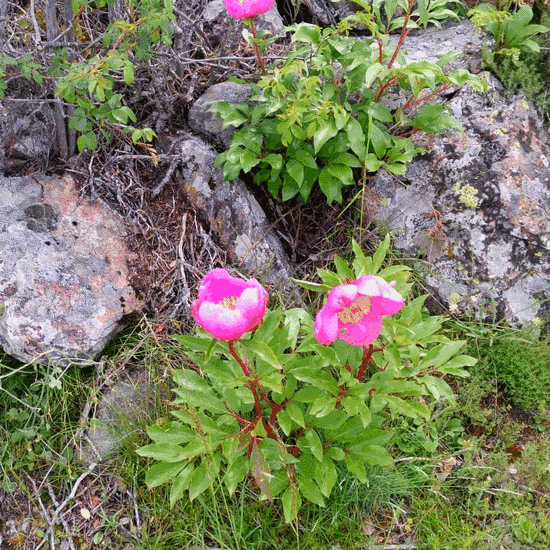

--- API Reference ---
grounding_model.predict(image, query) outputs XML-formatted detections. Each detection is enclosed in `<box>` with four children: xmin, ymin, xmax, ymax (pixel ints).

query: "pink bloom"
<box><xmin>191</xmin><ymin>268</ymin><xmax>269</xmax><ymax>341</ymax></box>
<box><xmin>223</xmin><ymin>0</ymin><xmax>274</xmax><ymax>19</ymax></box>
<box><xmin>314</xmin><ymin>276</ymin><xmax>404</xmax><ymax>347</ymax></box>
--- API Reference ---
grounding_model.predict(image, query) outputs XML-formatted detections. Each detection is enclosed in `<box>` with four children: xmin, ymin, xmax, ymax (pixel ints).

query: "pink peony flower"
<box><xmin>314</xmin><ymin>276</ymin><xmax>404</xmax><ymax>347</ymax></box>
<box><xmin>191</xmin><ymin>268</ymin><xmax>269</xmax><ymax>341</ymax></box>
<box><xmin>223</xmin><ymin>0</ymin><xmax>274</xmax><ymax>19</ymax></box>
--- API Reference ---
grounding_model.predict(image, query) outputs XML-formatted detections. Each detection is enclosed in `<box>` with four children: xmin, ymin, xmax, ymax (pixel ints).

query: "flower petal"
<box><xmin>339</xmin><ymin>316</ymin><xmax>383</xmax><ymax>346</ymax></box>
<box><xmin>326</xmin><ymin>284</ymin><xmax>358</xmax><ymax>310</ymax></box>
<box><xmin>223</xmin><ymin>0</ymin><xmax>274</xmax><ymax>18</ymax></box>
<box><xmin>195</xmin><ymin>301</ymin><xmax>250</xmax><ymax>341</ymax></box>
<box><xmin>314</xmin><ymin>309</ymin><xmax>339</xmax><ymax>345</ymax></box>
<box><xmin>355</xmin><ymin>275</ymin><xmax>404</xmax><ymax>316</ymax></box>
<box><xmin>198</xmin><ymin>268</ymin><xmax>249</xmax><ymax>304</ymax></box>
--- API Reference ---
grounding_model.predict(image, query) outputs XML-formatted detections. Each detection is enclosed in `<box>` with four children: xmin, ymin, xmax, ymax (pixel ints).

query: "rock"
<box><xmin>0</xmin><ymin>174</ymin><xmax>140</xmax><ymax>364</ymax></box>
<box><xmin>79</xmin><ymin>369</ymin><xmax>153</xmax><ymax>462</ymax></box>
<box><xmin>188</xmin><ymin>81</ymin><xmax>252</xmax><ymax>148</ymax></box>
<box><xmin>370</xmin><ymin>75</ymin><xmax>550</xmax><ymax>326</ymax></box>
<box><xmin>0</xmin><ymin>100</ymin><xmax>55</xmax><ymax>175</ymax></box>
<box><xmin>175</xmin><ymin>135</ymin><xmax>294</xmax><ymax>289</ymax></box>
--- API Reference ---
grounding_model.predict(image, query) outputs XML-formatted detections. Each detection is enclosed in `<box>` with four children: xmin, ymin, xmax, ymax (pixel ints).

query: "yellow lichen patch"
<box><xmin>337</xmin><ymin>295</ymin><xmax>371</xmax><ymax>324</ymax></box>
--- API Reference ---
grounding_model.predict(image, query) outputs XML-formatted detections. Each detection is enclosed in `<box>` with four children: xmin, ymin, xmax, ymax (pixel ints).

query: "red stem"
<box><xmin>357</xmin><ymin>344</ymin><xmax>384</xmax><ymax>382</ymax></box>
<box><xmin>228</xmin><ymin>340</ymin><xmax>251</xmax><ymax>377</ymax></box>
<box><xmin>249</xmin><ymin>17</ymin><xmax>266</xmax><ymax>76</ymax></box>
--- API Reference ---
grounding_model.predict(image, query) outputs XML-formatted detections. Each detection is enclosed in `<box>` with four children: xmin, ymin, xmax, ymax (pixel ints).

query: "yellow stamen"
<box><xmin>221</xmin><ymin>296</ymin><xmax>238</xmax><ymax>309</ymax></box>
<box><xmin>337</xmin><ymin>295</ymin><xmax>371</xmax><ymax>324</ymax></box>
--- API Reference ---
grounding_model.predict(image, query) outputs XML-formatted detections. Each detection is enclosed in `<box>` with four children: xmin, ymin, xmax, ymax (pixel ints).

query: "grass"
<box><xmin>1</xmin><ymin>313</ymin><xmax>550</xmax><ymax>550</ymax></box>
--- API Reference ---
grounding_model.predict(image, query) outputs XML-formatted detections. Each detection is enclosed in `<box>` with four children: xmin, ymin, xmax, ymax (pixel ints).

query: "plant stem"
<box><xmin>357</xmin><ymin>344</ymin><xmax>384</xmax><ymax>382</ymax></box>
<box><xmin>249</xmin><ymin>16</ymin><xmax>266</xmax><ymax>75</ymax></box>
<box><xmin>228</xmin><ymin>340</ymin><xmax>251</xmax><ymax>377</ymax></box>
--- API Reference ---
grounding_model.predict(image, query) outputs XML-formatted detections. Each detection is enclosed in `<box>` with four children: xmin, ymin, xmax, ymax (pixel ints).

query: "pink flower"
<box><xmin>314</xmin><ymin>276</ymin><xmax>404</xmax><ymax>347</ymax></box>
<box><xmin>191</xmin><ymin>268</ymin><xmax>269</xmax><ymax>341</ymax></box>
<box><xmin>223</xmin><ymin>0</ymin><xmax>274</xmax><ymax>19</ymax></box>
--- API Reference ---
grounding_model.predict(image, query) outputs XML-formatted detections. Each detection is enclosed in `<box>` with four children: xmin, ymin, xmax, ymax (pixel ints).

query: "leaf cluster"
<box><xmin>137</xmin><ymin>236</ymin><xmax>476</xmax><ymax>521</ymax></box>
<box><xmin>212</xmin><ymin>2</ymin><xmax>485</xmax><ymax>204</ymax></box>
<box><xmin>468</xmin><ymin>4</ymin><xmax>549</xmax><ymax>61</ymax></box>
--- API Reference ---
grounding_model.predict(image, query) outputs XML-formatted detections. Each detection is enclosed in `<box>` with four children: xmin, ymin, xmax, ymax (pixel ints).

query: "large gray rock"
<box><xmin>370</xmin><ymin>77</ymin><xmax>550</xmax><ymax>326</ymax></box>
<box><xmin>0</xmin><ymin>174</ymin><xmax>140</xmax><ymax>364</ymax></box>
<box><xmin>188</xmin><ymin>81</ymin><xmax>252</xmax><ymax>148</ymax></box>
<box><xmin>176</xmin><ymin>136</ymin><xmax>294</xmax><ymax>289</ymax></box>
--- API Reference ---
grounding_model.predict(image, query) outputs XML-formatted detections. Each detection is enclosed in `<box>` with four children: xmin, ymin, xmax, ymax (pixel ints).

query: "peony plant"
<box><xmin>137</xmin><ymin>236</ymin><xmax>476</xmax><ymax>522</ymax></box>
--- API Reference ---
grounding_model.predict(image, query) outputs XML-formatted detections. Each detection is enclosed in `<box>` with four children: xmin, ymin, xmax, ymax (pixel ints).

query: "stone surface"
<box><xmin>79</xmin><ymin>370</ymin><xmax>153</xmax><ymax>462</ymax></box>
<box><xmin>188</xmin><ymin>81</ymin><xmax>252</xmax><ymax>149</ymax></box>
<box><xmin>0</xmin><ymin>174</ymin><xmax>140</xmax><ymax>364</ymax></box>
<box><xmin>176</xmin><ymin>135</ymin><xmax>294</xmax><ymax>289</ymax></box>
<box><xmin>370</xmin><ymin>75</ymin><xmax>550</xmax><ymax>326</ymax></box>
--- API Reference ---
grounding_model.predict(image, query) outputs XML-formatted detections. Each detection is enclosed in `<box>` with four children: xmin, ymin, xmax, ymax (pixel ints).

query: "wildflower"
<box><xmin>191</xmin><ymin>268</ymin><xmax>268</xmax><ymax>341</ymax></box>
<box><xmin>314</xmin><ymin>276</ymin><xmax>404</xmax><ymax>346</ymax></box>
<box><xmin>223</xmin><ymin>0</ymin><xmax>274</xmax><ymax>19</ymax></box>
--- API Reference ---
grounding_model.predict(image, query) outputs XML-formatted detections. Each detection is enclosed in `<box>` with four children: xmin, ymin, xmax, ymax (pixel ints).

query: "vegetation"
<box><xmin>1</xmin><ymin>0</ymin><xmax>550</xmax><ymax>548</ymax></box>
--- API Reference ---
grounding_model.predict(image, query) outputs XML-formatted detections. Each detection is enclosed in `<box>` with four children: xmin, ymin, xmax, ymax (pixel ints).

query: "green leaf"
<box><xmin>372</xmin><ymin>233</ymin><xmax>391</xmax><ymax>274</ymax></box>
<box><xmin>304</xmin><ymin>428</ymin><xmax>323</xmax><ymax>461</ymax></box>
<box><xmin>382</xmin><ymin>395</ymin><xmax>429</xmax><ymax>419</ymax></box>
<box><xmin>287</xmin><ymin>158</ymin><xmax>305</xmax><ymax>187</ymax></box>
<box><xmin>282</xmin><ymin>486</ymin><xmax>301</xmax><ymax>523</ymax></box>
<box><xmin>136</xmin><ymin>443</ymin><xmax>187</xmax><ymax>463</ymax></box>
<box><xmin>313</xmin><ymin>120</ymin><xmax>338</xmax><ymax>153</ymax></box>
<box><xmin>123</xmin><ymin>62</ymin><xmax>135</xmax><ymax>84</ymax></box>
<box><xmin>169</xmin><ymin>463</ymin><xmax>195</xmax><ymax>506</ymax></box>
<box><xmin>421</xmin><ymin>341</ymin><xmax>466</xmax><ymax>369</ymax></box>
<box><xmin>297</xmin><ymin>475</ymin><xmax>325</xmax><ymax>507</ymax></box>
<box><xmin>346</xmin><ymin>118</ymin><xmax>366</xmax><ymax>159</ymax></box>
<box><xmin>144</xmin><ymin>461</ymin><xmax>185</xmax><ymax>488</ymax></box>
<box><xmin>349</xmin><ymin>443</ymin><xmax>393</xmax><ymax>467</ymax></box>
<box><xmin>146</xmin><ymin>423</ymin><xmax>195</xmax><ymax>445</ymax></box>
<box><xmin>286</xmin><ymin>402</ymin><xmax>306</xmax><ymax>428</ymax></box>
<box><xmin>315</xmin><ymin>456</ymin><xmax>337</xmax><ymax>497</ymax></box>
<box><xmin>246</xmin><ymin>339</ymin><xmax>283</xmax><ymax>371</ymax></box>
<box><xmin>77</xmin><ymin>131</ymin><xmax>98</xmax><ymax>152</ymax></box>
<box><xmin>188</xmin><ymin>462</ymin><xmax>213</xmax><ymax>501</ymax></box>
<box><xmin>341</xmin><ymin>396</ymin><xmax>372</xmax><ymax>427</ymax></box>
<box><xmin>224</xmin><ymin>456</ymin><xmax>249</xmax><ymax>496</ymax></box>
<box><xmin>344</xmin><ymin>453</ymin><xmax>366</xmax><ymax>483</ymax></box>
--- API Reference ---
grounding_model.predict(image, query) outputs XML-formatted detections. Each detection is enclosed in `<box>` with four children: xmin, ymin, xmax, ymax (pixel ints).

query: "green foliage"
<box><xmin>54</xmin><ymin>0</ymin><xmax>174</xmax><ymax>153</ymax></box>
<box><xmin>473</xmin><ymin>332</ymin><xmax>550</xmax><ymax>412</ymax></box>
<box><xmin>212</xmin><ymin>2</ymin><xmax>484</xmax><ymax>204</ymax></box>
<box><xmin>469</xmin><ymin>4</ymin><xmax>549</xmax><ymax>62</ymax></box>
<box><xmin>0</xmin><ymin>54</ymin><xmax>43</xmax><ymax>99</ymax></box>
<box><xmin>137</xmin><ymin>237</ymin><xmax>475</xmax><ymax>521</ymax></box>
